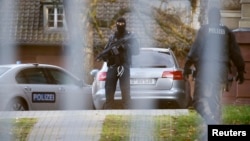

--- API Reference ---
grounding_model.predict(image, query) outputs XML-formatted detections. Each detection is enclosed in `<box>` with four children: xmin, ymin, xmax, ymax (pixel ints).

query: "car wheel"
<box><xmin>6</xmin><ymin>98</ymin><xmax>28</xmax><ymax>111</ymax></box>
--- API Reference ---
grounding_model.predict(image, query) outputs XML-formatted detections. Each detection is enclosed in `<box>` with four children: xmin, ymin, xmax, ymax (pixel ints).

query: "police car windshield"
<box><xmin>131</xmin><ymin>51</ymin><xmax>174</xmax><ymax>68</ymax></box>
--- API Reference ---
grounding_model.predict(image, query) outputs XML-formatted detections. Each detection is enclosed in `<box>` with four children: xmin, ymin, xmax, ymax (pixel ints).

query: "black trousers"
<box><xmin>104</xmin><ymin>65</ymin><xmax>131</xmax><ymax>109</ymax></box>
<box><xmin>193</xmin><ymin>80</ymin><xmax>224</xmax><ymax>125</ymax></box>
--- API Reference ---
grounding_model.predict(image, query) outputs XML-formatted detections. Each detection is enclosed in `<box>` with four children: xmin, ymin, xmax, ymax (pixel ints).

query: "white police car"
<box><xmin>0</xmin><ymin>63</ymin><xmax>93</xmax><ymax>111</ymax></box>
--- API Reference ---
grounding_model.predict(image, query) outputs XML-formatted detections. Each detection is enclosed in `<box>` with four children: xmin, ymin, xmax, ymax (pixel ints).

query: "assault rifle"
<box><xmin>96</xmin><ymin>34</ymin><xmax>133</xmax><ymax>61</ymax></box>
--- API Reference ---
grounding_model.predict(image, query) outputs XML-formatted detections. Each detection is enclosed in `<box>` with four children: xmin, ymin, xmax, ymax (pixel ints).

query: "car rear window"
<box><xmin>0</xmin><ymin>67</ymin><xmax>10</xmax><ymax>76</ymax></box>
<box><xmin>131</xmin><ymin>50</ymin><xmax>175</xmax><ymax>68</ymax></box>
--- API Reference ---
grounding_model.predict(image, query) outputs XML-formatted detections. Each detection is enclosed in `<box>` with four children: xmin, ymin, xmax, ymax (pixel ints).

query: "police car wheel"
<box><xmin>6</xmin><ymin>98</ymin><xmax>28</xmax><ymax>111</ymax></box>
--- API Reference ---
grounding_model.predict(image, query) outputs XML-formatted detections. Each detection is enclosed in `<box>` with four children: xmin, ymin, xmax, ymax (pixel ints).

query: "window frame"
<box><xmin>43</xmin><ymin>4</ymin><xmax>66</xmax><ymax>31</ymax></box>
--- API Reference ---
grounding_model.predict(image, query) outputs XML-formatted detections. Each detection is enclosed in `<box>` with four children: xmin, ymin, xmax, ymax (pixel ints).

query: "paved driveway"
<box><xmin>0</xmin><ymin>110</ymin><xmax>189</xmax><ymax>141</ymax></box>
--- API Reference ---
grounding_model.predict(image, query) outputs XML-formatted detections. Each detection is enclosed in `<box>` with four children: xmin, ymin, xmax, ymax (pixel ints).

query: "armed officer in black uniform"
<box><xmin>97</xmin><ymin>17</ymin><xmax>139</xmax><ymax>109</ymax></box>
<box><xmin>183</xmin><ymin>7</ymin><xmax>245</xmax><ymax>125</ymax></box>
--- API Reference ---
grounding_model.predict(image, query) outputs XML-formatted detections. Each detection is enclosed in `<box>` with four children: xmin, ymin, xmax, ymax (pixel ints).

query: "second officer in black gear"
<box><xmin>98</xmin><ymin>17</ymin><xmax>139</xmax><ymax>109</ymax></box>
<box><xmin>183</xmin><ymin>7</ymin><xmax>245</xmax><ymax>125</ymax></box>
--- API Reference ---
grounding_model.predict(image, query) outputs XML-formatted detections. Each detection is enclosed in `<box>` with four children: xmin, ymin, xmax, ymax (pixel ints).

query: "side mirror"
<box><xmin>90</xmin><ymin>69</ymin><xmax>99</xmax><ymax>77</ymax></box>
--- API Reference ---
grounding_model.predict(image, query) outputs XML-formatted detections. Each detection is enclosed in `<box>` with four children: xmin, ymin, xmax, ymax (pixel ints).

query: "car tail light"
<box><xmin>98</xmin><ymin>72</ymin><xmax>107</xmax><ymax>81</ymax></box>
<box><xmin>162</xmin><ymin>71</ymin><xmax>183</xmax><ymax>80</ymax></box>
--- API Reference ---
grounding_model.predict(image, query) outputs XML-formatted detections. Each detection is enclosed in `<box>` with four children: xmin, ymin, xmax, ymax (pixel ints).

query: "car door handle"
<box><xmin>24</xmin><ymin>87</ymin><xmax>32</xmax><ymax>92</ymax></box>
<box><xmin>59</xmin><ymin>87</ymin><xmax>65</xmax><ymax>92</ymax></box>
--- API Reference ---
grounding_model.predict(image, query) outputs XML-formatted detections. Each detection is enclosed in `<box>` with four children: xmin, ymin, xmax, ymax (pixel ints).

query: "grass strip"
<box><xmin>154</xmin><ymin>109</ymin><xmax>202</xmax><ymax>141</ymax></box>
<box><xmin>0</xmin><ymin>118</ymin><xmax>37</xmax><ymax>141</ymax></box>
<box><xmin>222</xmin><ymin>105</ymin><xmax>250</xmax><ymax>124</ymax></box>
<box><xmin>100</xmin><ymin>115</ymin><xmax>131</xmax><ymax>141</ymax></box>
<box><xmin>100</xmin><ymin>105</ymin><xmax>250</xmax><ymax>141</ymax></box>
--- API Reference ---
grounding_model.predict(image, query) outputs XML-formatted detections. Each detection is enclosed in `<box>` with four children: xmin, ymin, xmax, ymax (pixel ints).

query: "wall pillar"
<box><xmin>239</xmin><ymin>0</ymin><xmax>250</xmax><ymax>27</ymax></box>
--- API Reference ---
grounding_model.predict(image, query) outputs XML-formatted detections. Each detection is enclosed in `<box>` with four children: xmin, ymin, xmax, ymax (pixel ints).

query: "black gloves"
<box><xmin>236</xmin><ymin>71</ymin><xmax>245</xmax><ymax>84</ymax></box>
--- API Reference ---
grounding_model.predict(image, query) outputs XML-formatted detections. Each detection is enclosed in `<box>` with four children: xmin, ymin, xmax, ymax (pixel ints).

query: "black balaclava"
<box><xmin>116</xmin><ymin>17</ymin><xmax>126</xmax><ymax>36</ymax></box>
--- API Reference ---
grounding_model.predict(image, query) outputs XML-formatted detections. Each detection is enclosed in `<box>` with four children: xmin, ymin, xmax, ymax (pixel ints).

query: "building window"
<box><xmin>43</xmin><ymin>5</ymin><xmax>65</xmax><ymax>30</ymax></box>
